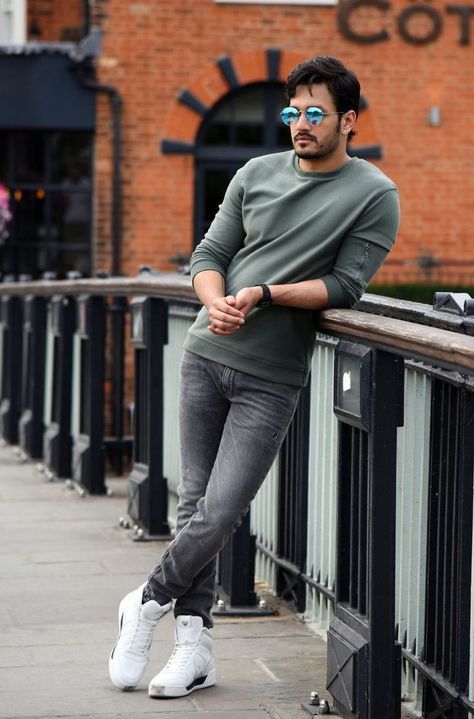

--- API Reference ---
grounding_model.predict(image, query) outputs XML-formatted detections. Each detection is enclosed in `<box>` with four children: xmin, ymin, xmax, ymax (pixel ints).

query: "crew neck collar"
<box><xmin>293</xmin><ymin>153</ymin><xmax>357</xmax><ymax>179</ymax></box>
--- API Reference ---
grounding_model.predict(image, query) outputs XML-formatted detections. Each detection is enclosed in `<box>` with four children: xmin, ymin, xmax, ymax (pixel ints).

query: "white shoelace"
<box><xmin>123</xmin><ymin>613</ymin><xmax>156</xmax><ymax>656</ymax></box>
<box><xmin>165</xmin><ymin>640</ymin><xmax>198</xmax><ymax>670</ymax></box>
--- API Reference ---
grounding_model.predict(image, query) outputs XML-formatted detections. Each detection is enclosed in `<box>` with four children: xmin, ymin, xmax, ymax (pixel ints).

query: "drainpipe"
<box><xmin>74</xmin><ymin>49</ymin><xmax>125</xmax><ymax>473</ymax></box>
<box><xmin>74</xmin><ymin>59</ymin><xmax>123</xmax><ymax>277</ymax></box>
<box><xmin>83</xmin><ymin>0</ymin><xmax>91</xmax><ymax>37</ymax></box>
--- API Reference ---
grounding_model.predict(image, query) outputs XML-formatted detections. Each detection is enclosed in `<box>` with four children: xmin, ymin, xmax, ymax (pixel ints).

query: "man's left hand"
<box><xmin>234</xmin><ymin>286</ymin><xmax>263</xmax><ymax>316</ymax></box>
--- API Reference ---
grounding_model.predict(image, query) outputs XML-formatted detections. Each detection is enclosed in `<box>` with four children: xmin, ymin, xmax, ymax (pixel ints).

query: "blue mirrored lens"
<box><xmin>305</xmin><ymin>107</ymin><xmax>324</xmax><ymax>125</ymax></box>
<box><xmin>280</xmin><ymin>107</ymin><xmax>299</xmax><ymax>125</ymax></box>
<box><xmin>280</xmin><ymin>106</ymin><xmax>326</xmax><ymax>126</ymax></box>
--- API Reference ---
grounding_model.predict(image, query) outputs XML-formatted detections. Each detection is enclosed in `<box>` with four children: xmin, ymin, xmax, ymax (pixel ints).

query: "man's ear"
<box><xmin>342</xmin><ymin>110</ymin><xmax>357</xmax><ymax>135</ymax></box>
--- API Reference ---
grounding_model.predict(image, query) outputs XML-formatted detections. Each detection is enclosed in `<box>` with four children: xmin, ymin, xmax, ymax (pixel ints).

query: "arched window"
<box><xmin>194</xmin><ymin>82</ymin><xmax>289</xmax><ymax>246</ymax></box>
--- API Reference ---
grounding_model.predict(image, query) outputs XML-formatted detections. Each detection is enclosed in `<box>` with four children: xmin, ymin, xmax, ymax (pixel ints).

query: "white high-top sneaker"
<box><xmin>109</xmin><ymin>583</ymin><xmax>172</xmax><ymax>691</ymax></box>
<box><xmin>148</xmin><ymin>615</ymin><xmax>216</xmax><ymax>698</ymax></box>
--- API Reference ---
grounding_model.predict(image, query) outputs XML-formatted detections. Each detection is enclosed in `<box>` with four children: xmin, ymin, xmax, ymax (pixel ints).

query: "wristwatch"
<box><xmin>256</xmin><ymin>283</ymin><xmax>272</xmax><ymax>308</ymax></box>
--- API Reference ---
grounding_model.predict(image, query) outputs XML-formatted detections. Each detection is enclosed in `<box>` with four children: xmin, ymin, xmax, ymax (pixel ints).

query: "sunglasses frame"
<box><xmin>280</xmin><ymin>106</ymin><xmax>344</xmax><ymax>127</ymax></box>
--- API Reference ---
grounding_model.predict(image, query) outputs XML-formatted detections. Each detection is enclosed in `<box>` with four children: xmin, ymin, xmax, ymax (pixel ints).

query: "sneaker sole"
<box><xmin>148</xmin><ymin>667</ymin><xmax>216</xmax><ymax>698</ymax></box>
<box><xmin>109</xmin><ymin>600</ymin><xmax>140</xmax><ymax>691</ymax></box>
<box><xmin>109</xmin><ymin>591</ymin><xmax>172</xmax><ymax>692</ymax></box>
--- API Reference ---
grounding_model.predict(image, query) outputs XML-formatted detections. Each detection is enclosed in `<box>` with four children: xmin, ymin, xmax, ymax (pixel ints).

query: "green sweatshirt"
<box><xmin>185</xmin><ymin>151</ymin><xmax>400</xmax><ymax>387</ymax></box>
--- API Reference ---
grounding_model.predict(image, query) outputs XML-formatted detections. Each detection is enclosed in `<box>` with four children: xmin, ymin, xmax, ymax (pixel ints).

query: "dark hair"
<box><xmin>285</xmin><ymin>56</ymin><xmax>360</xmax><ymax>140</ymax></box>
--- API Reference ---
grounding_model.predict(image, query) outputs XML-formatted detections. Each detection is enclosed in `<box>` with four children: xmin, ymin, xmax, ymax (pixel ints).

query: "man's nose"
<box><xmin>294</xmin><ymin>112</ymin><xmax>311</xmax><ymax>129</ymax></box>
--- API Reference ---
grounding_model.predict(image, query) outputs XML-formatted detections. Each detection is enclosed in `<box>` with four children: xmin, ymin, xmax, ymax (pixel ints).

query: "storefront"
<box><xmin>1</xmin><ymin>0</ymin><xmax>472</xmax><ymax>285</ymax></box>
<box><xmin>0</xmin><ymin>47</ymin><xmax>95</xmax><ymax>278</ymax></box>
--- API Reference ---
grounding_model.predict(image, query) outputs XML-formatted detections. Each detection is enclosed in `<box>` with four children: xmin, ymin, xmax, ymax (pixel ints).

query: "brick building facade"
<box><xmin>2</xmin><ymin>0</ymin><xmax>474</xmax><ymax>285</ymax></box>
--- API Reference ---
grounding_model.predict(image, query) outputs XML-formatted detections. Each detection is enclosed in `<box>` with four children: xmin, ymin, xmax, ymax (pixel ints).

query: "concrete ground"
<box><xmin>0</xmin><ymin>444</ymin><xmax>338</xmax><ymax>719</ymax></box>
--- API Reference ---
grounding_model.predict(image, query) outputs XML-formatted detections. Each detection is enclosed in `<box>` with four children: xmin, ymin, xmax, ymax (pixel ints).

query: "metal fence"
<box><xmin>0</xmin><ymin>273</ymin><xmax>473</xmax><ymax>718</ymax></box>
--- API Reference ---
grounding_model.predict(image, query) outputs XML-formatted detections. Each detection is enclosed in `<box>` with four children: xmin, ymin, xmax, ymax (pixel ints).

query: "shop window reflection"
<box><xmin>0</xmin><ymin>130</ymin><xmax>93</xmax><ymax>278</ymax></box>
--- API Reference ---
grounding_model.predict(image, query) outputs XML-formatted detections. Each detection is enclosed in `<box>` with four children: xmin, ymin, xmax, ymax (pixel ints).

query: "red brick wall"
<box><xmin>27</xmin><ymin>0</ymin><xmax>84</xmax><ymax>41</ymax></box>
<box><xmin>29</xmin><ymin>0</ymin><xmax>474</xmax><ymax>285</ymax></box>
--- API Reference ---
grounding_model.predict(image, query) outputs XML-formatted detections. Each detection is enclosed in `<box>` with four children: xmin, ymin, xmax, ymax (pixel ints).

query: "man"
<box><xmin>109</xmin><ymin>55</ymin><xmax>400</xmax><ymax>699</ymax></box>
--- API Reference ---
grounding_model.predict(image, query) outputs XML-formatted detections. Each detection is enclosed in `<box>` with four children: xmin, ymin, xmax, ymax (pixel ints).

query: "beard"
<box><xmin>292</xmin><ymin>120</ymin><xmax>342</xmax><ymax>161</ymax></box>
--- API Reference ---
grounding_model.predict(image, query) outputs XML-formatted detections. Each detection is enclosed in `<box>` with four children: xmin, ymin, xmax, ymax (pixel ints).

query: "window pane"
<box><xmin>0</xmin><ymin>134</ymin><xmax>7</xmax><ymax>181</ymax></box>
<box><xmin>50</xmin><ymin>133</ymin><xmax>92</xmax><ymax>185</ymax></box>
<box><xmin>277</xmin><ymin>124</ymin><xmax>291</xmax><ymax>148</ymax></box>
<box><xmin>12</xmin><ymin>189</ymin><xmax>47</xmax><ymax>243</ymax></box>
<box><xmin>49</xmin><ymin>248</ymin><xmax>91</xmax><ymax>278</ymax></box>
<box><xmin>51</xmin><ymin>191</ymin><xmax>91</xmax><ymax>245</ymax></box>
<box><xmin>204</xmin><ymin>169</ymin><xmax>234</xmax><ymax>224</ymax></box>
<box><xmin>203</xmin><ymin>124</ymin><xmax>231</xmax><ymax>146</ymax></box>
<box><xmin>235</xmin><ymin>124</ymin><xmax>263</xmax><ymax>145</ymax></box>
<box><xmin>15</xmin><ymin>247</ymin><xmax>50</xmax><ymax>277</ymax></box>
<box><xmin>233</xmin><ymin>87</ymin><xmax>265</xmax><ymax>122</ymax></box>
<box><xmin>13</xmin><ymin>132</ymin><xmax>46</xmax><ymax>183</ymax></box>
<box><xmin>201</xmin><ymin>84</ymin><xmax>287</xmax><ymax>148</ymax></box>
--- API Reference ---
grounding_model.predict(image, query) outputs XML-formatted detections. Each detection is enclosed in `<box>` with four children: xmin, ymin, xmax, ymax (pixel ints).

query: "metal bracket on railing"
<box><xmin>302</xmin><ymin>691</ymin><xmax>331</xmax><ymax>715</ymax></box>
<box><xmin>423</xmin><ymin>292</ymin><xmax>474</xmax><ymax>336</ymax></box>
<box><xmin>433</xmin><ymin>292</ymin><xmax>473</xmax><ymax>316</ymax></box>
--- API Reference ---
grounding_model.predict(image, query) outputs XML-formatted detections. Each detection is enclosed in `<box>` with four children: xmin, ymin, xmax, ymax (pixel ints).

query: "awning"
<box><xmin>0</xmin><ymin>49</ymin><xmax>95</xmax><ymax>129</ymax></box>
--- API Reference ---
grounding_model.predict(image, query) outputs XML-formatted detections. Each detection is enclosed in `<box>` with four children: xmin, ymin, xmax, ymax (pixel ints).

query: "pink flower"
<box><xmin>0</xmin><ymin>183</ymin><xmax>12</xmax><ymax>234</ymax></box>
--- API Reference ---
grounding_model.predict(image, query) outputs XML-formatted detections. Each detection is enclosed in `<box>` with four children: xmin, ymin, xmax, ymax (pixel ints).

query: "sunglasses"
<box><xmin>280</xmin><ymin>106</ymin><xmax>344</xmax><ymax>126</ymax></box>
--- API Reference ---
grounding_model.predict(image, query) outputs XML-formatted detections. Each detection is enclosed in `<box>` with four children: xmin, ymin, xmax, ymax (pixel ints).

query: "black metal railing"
<box><xmin>421</xmin><ymin>378</ymin><xmax>474</xmax><ymax>718</ymax></box>
<box><xmin>0</xmin><ymin>273</ymin><xmax>472</xmax><ymax>718</ymax></box>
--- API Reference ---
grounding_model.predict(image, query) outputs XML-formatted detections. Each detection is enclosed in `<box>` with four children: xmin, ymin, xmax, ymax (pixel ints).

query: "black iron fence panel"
<box><xmin>421</xmin><ymin>379</ymin><xmax>474</xmax><ymax>718</ymax></box>
<box><xmin>328</xmin><ymin>344</ymin><xmax>404</xmax><ymax>719</ymax></box>
<box><xmin>0</xmin><ymin>276</ymin><xmax>473</xmax><ymax>717</ymax></box>
<box><xmin>337</xmin><ymin>424</ymin><xmax>369</xmax><ymax>617</ymax></box>
<box><xmin>276</xmin><ymin>382</ymin><xmax>311</xmax><ymax>612</ymax></box>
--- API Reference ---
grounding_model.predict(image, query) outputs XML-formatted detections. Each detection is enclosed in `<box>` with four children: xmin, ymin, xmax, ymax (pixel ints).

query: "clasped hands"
<box><xmin>207</xmin><ymin>286</ymin><xmax>263</xmax><ymax>336</ymax></box>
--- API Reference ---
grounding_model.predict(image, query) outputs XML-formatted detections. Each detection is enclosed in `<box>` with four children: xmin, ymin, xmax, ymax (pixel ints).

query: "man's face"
<box><xmin>289</xmin><ymin>83</ymin><xmax>345</xmax><ymax>163</ymax></box>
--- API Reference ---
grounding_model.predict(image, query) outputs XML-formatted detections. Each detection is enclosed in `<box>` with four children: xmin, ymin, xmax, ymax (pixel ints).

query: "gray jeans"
<box><xmin>145</xmin><ymin>350</ymin><xmax>301</xmax><ymax>627</ymax></box>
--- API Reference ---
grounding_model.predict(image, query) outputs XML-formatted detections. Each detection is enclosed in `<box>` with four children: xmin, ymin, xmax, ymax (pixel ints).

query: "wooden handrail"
<box><xmin>319</xmin><ymin>309</ymin><xmax>474</xmax><ymax>373</ymax></box>
<box><xmin>0</xmin><ymin>274</ymin><xmax>472</xmax><ymax>374</ymax></box>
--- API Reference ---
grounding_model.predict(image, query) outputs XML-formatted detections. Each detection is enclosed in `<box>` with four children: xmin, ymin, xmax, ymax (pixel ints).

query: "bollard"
<box><xmin>127</xmin><ymin>297</ymin><xmax>171</xmax><ymax>538</ymax></box>
<box><xmin>42</xmin><ymin>295</ymin><xmax>76</xmax><ymax>479</ymax></box>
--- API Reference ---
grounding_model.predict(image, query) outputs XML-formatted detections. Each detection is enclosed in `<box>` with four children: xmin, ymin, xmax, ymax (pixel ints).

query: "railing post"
<box><xmin>18</xmin><ymin>295</ymin><xmax>48</xmax><ymax>459</ymax></box>
<box><xmin>128</xmin><ymin>297</ymin><xmax>171</xmax><ymax>538</ymax></box>
<box><xmin>215</xmin><ymin>511</ymin><xmax>259</xmax><ymax>612</ymax></box>
<box><xmin>109</xmin><ymin>295</ymin><xmax>128</xmax><ymax>475</ymax></box>
<box><xmin>71</xmin><ymin>295</ymin><xmax>107</xmax><ymax>495</ymax></box>
<box><xmin>0</xmin><ymin>294</ymin><xmax>23</xmax><ymax>445</ymax></box>
<box><xmin>42</xmin><ymin>295</ymin><xmax>77</xmax><ymax>479</ymax></box>
<box><xmin>212</xmin><ymin>385</ymin><xmax>314</xmax><ymax>618</ymax></box>
<box><xmin>327</xmin><ymin>342</ymin><xmax>404</xmax><ymax>719</ymax></box>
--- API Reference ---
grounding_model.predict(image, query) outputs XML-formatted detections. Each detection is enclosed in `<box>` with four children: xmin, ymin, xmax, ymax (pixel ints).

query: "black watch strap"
<box><xmin>256</xmin><ymin>283</ymin><xmax>272</xmax><ymax>307</ymax></box>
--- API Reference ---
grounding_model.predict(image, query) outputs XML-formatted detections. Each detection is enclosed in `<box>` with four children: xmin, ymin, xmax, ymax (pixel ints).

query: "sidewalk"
<box><xmin>0</xmin><ymin>445</ymin><xmax>336</xmax><ymax>719</ymax></box>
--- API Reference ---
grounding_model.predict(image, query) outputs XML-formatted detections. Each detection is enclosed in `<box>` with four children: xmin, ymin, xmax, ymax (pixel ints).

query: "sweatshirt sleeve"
<box><xmin>320</xmin><ymin>187</ymin><xmax>400</xmax><ymax>308</ymax></box>
<box><xmin>190</xmin><ymin>169</ymin><xmax>246</xmax><ymax>282</ymax></box>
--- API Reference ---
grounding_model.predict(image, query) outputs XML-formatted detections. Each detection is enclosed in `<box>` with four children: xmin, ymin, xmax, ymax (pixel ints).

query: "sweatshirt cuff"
<box><xmin>190</xmin><ymin>262</ymin><xmax>226</xmax><ymax>283</ymax></box>
<box><xmin>320</xmin><ymin>275</ymin><xmax>350</xmax><ymax>309</ymax></box>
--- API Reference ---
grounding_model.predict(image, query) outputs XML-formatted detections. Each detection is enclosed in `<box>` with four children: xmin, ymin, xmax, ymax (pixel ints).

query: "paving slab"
<box><xmin>0</xmin><ymin>446</ymin><xmax>338</xmax><ymax>719</ymax></box>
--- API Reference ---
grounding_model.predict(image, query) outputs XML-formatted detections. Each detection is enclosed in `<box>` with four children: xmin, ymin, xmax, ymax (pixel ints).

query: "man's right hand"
<box><xmin>207</xmin><ymin>295</ymin><xmax>245</xmax><ymax>336</ymax></box>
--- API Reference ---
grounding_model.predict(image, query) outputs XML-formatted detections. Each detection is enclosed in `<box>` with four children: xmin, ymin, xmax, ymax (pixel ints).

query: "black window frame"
<box><xmin>0</xmin><ymin>129</ymin><xmax>94</xmax><ymax>279</ymax></box>
<box><xmin>193</xmin><ymin>81</ymin><xmax>290</xmax><ymax>247</ymax></box>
